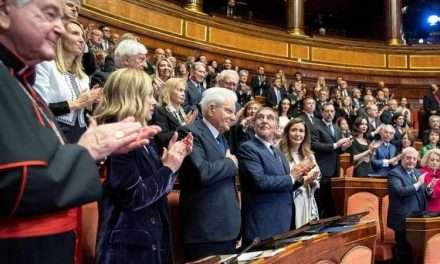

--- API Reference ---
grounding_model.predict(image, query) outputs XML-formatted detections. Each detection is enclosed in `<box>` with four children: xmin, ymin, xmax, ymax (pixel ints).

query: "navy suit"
<box><xmin>388</xmin><ymin>166</ymin><xmax>428</xmax><ymax>231</ymax></box>
<box><xmin>237</xmin><ymin>138</ymin><xmax>300</xmax><ymax>242</ymax></box>
<box><xmin>251</xmin><ymin>75</ymin><xmax>268</xmax><ymax>96</ymax></box>
<box><xmin>372</xmin><ymin>143</ymin><xmax>397</xmax><ymax>176</ymax></box>
<box><xmin>388</xmin><ymin>165</ymin><xmax>429</xmax><ymax>263</ymax></box>
<box><xmin>265</xmin><ymin>87</ymin><xmax>286</xmax><ymax>108</ymax></box>
<box><xmin>298</xmin><ymin>112</ymin><xmax>320</xmax><ymax>130</ymax></box>
<box><xmin>184</xmin><ymin>79</ymin><xmax>204</xmax><ymax>112</ymax></box>
<box><xmin>178</xmin><ymin>120</ymin><xmax>240</xmax><ymax>260</ymax></box>
<box><xmin>96</xmin><ymin>143</ymin><xmax>174</xmax><ymax>264</ymax></box>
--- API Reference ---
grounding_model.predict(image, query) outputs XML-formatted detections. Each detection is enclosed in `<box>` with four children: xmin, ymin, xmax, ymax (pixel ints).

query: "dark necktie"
<box><xmin>216</xmin><ymin>135</ymin><xmax>227</xmax><ymax>155</ymax></box>
<box><xmin>270</xmin><ymin>145</ymin><xmax>282</xmax><ymax>164</ymax></box>
<box><xmin>408</xmin><ymin>171</ymin><xmax>417</xmax><ymax>183</ymax></box>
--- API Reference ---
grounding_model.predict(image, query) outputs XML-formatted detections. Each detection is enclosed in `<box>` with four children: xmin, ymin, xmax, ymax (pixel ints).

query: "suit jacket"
<box><xmin>265</xmin><ymin>87</ymin><xmax>286</xmax><ymax>108</ymax></box>
<box><xmin>388</xmin><ymin>165</ymin><xmax>429</xmax><ymax>231</ymax></box>
<box><xmin>372</xmin><ymin>143</ymin><xmax>397</xmax><ymax>176</ymax></box>
<box><xmin>367</xmin><ymin>117</ymin><xmax>382</xmax><ymax>140</ymax></box>
<box><xmin>152</xmin><ymin>105</ymin><xmax>185</xmax><ymax>149</ymax></box>
<box><xmin>96</xmin><ymin>143</ymin><xmax>174</xmax><ymax>264</ymax></box>
<box><xmin>237</xmin><ymin>138</ymin><xmax>300</xmax><ymax>241</ymax></box>
<box><xmin>311</xmin><ymin>120</ymin><xmax>342</xmax><ymax>178</ymax></box>
<box><xmin>251</xmin><ymin>75</ymin><xmax>268</xmax><ymax>96</ymax></box>
<box><xmin>380</xmin><ymin>110</ymin><xmax>396</xmax><ymax>125</ymax></box>
<box><xmin>298</xmin><ymin>112</ymin><xmax>320</xmax><ymax>130</ymax></box>
<box><xmin>423</xmin><ymin>92</ymin><xmax>440</xmax><ymax>115</ymax></box>
<box><xmin>178</xmin><ymin>120</ymin><xmax>240</xmax><ymax>244</ymax></box>
<box><xmin>183</xmin><ymin>79</ymin><xmax>204</xmax><ymax>112</ymax></box>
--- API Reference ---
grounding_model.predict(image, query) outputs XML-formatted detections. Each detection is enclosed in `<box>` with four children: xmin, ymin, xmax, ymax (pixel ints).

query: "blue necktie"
<box><xmin>216</xmin><ymin>135</ymin><xmax>226</xmax><ymax>155</ymax></box>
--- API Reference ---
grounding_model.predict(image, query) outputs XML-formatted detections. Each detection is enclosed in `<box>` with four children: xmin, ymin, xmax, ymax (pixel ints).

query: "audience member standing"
<box><xmin>279</xmin><ymin>118</ymin><xmax>320</xmax><ymax>228</ymax></box>
<box><xmin>372</xmin><ymin>125</ymin><xmax>400</xmax><ymax>176</ymax></box>
<box><xmin>312</xmin><ymin>103</ymin><xmax>352</xmax><ymax>217</ymax></box>
<box><xmin>152</xmin><ymin>58</ymin><xmax>174</xmax><ymax>101</ymax></box>
<box><xmin>421</xmin><ymin>149</ymin><xmax>440</xmax><ymax>213</ymax></box>
<box><xmin>184</xmin><ymin>62</ymin><xmax>206</xmax><ymax>113</ymax></box>
<box><xmin>178</xmin><ymin>88</ymin><xmax>240</xmax><ymax>261</ymax></box>
<box><xmin>251</xmin><ymin>66</ymin><xmax>267</xmax><ymax>96</ymax></box>
<box><xmin>388</xmin><ymin>147</ymin><xmax>431</xmax><ymax>264</ymax></box>
<box><xmin>237</xmin><ymin>108</ymin><xmax>302</xmax><ymax>246</ymax></box>
<box><xmin>94</xmin><ymin>69</ymin><xmax>193</xmax><ymax>264</ymax></box>
<box><xmin>34</xmin><ymin>20</ymin><xmax>101</xmax><ymax>143</ymax></box>
<box><xmin>350</xmin><ymin>117</ymin><xmax>379</xmax><ymax>177</ymax></box>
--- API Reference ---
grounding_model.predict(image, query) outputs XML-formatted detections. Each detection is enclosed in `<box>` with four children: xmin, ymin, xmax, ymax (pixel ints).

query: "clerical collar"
<box><xmin>0</xmin><ymin>42</ymin><xmax>35</xmax><ymax>85</ymax></box>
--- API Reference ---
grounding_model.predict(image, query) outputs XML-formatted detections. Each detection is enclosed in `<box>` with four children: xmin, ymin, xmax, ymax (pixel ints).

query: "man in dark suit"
<box><xmin>299</xmin><ymin>97</ymin><xmax>320</xmax><ymax>130</ymax></box>
<box><xmin>380</xmin><ymin>99</ymin><xmax>399</xmax><ymax>125</ymax></box>
<box><xmin>179</xmin><ymin>87</ymin><xmax>240</xmax><ymax>261</ymax></box>
<box><xmin>366</xmin><ymin>103</ymin><xmax>382</xmax><ymax>140</ymax></box>
<box><xmin>251</xmin><ymin>66</ymin><xmax>268</xmax><ymax>97</ymax></box>
<box><xmin>184</xmin><ymin>62</ymin><xmax>206</xmax><ymax>112</ymax></box>
<box><xmin>237</xmin><ymin>107</ymin><xmax>302</xmax><ymax>246</ymax></box>
<box><xmin>265</xmin><ymin>77</ymin><xmax>286</xmax><ymax>108</ymax></box>
<box><xmin>423</xmin><ymin>84</ymin><xmax>440</xmax><ymax>133</ymax></box>
<box><xmin>311</xmin><ymin>103</ymin><xmax>352</xmax><ymax>217</ymax></box>
<box><xmin>388</xmin><ymin>147</ymin><xmax>432</xmax><ymax>264</ymax></box>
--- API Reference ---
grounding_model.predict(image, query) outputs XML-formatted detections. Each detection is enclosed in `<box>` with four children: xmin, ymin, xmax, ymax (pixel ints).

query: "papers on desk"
<box><xmin>220</xmin><ymin>249</ymin><xmax>285</xmax><ymax>263</ymax></box>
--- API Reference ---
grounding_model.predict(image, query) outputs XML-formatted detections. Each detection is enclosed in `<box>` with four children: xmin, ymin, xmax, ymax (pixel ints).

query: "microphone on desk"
<box><xmin>224</xmin><ymin>238</ymin><xmax>261</xmax><ymax>264</ymax></box>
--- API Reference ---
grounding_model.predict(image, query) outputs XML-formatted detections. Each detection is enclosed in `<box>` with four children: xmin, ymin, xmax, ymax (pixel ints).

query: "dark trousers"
<box><xmin>316</xmin><ymin>178</ymin><xmax>336</xmax><ymax>218</ymax></box>
<box><xmin>184</xmin><ymin>240</ymin><xmax>236</xmax><ymax>262</ymax></box>
<box><xmin>0</xmin><ymin>231</ymin><xmax>75</xmax><ymax>264</ymax></box>
<box><xmin>394</xmin><ymin>230</ymin><xmax>413</xmax><ymax>264</ymax></box>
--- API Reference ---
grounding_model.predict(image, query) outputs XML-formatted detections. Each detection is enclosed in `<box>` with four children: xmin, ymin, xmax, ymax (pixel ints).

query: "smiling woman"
<box><xmin>34</xmin><ymin>20</ymin><xmax>102</xmax><ymax>143</ymax></box>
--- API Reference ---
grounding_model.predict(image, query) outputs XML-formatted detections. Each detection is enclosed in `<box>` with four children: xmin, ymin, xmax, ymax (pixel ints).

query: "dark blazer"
<box><xmin>178</xmin><ymin>119</ymin><xmax>241</xmax><ymax>244</ymax></box>
<box><xmin>152</xmin><ymin>105</ymin><xmax>185</xmax><ymax>149</ymax></box>
<box><xmin>227</xmin><ymin>123</ymin><xmax>255</xmax><ymax>155</ymax></box>
<box><xmin>237</xmin><ymin>138</ymin><xmax>299</xmax><ymax>241</ymax></box>
<box><xmin>367</xmin><ymin>117</ymin><xmax>382</xmax><ymax>140</ymax></box>
<box><xmin>311</xmin><ymin>120</ymin><xmax>342</xmax><ymax>178</ymax></box>
<box><xmin>380</xmin><ymin>110</ymin><xmax>396</xmax><ymax>125</ymax></box>
<box><xmin>388</xmin><ymin>165</ymin><xmax>428</xmax><ymax>231</ymax></box>
<box><xmin>423</xmin><ymin>92</ymin><xmax>440</xmax><ymax>115</ymax></box>
<box><xmin>183</xmin><ymin>79</ymin><xmax>204</xmax><ymax>112</ymax></box>
<box><xmin>96</xmin><ymin>143</ymin><xmax>174</xmax><ymax>264</ymax></box>
<box><xmin>251</xmin><ymin>75</ymin><xmax>267</xmax><ymax>96</ymax></box>
<box><xmin>265</xmin><ymin>87</ymin><xmax>286</xmax><ymax>108</ymax></box>
<box><xmin>298</xmin><ymin>112</ymin><xmax>320</xmax><ymax>130</ymax></box>
<box><xmin>372</xmin><ymin>143</ymin><xmax>397</xmax><ymax>176</ymax></box>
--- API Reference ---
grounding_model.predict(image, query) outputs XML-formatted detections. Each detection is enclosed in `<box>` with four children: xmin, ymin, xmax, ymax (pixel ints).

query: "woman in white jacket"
<box><xmin>279</xmin><ymin>118</ymin><xmax>321</xmax><ymax>228</ymax></box>
<box><xmin>34</xmin><ymin>20</ymin><xmax>101</xmax><ymax>143</ymax></box>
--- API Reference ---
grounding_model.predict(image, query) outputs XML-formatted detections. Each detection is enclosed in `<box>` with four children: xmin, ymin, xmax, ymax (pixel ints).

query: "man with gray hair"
<box><xmin>388</xmin><ymin>147</ymin><xmax>432</xmax><ymax>264</ymax></box>
<box><xmin>113</xmin><ymin>39</ymin><xmax>148</xmax><ymax>70</ymax></box>
<box><xmin>178</xmin><ymin>87</ymin><xmax>240</xmax><ymax>261</ymax></box>
<box><xmin>372</xmin><ymin>124</ymin><xmax>401</xmax><ymax>176</ymax></box>
<box><xmin>216</xmin><ymin>69</ymin><xmax>239</xmax><ymax>92</ymax></box>
<box><xmin>63</xmin><ymin>0</ymin><xmax>81</xmax><ymax>20</ymax></box>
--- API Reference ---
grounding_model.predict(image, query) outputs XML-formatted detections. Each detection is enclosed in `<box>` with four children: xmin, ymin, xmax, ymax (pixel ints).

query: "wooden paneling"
<box><xmin>185</xmin><ymin>21</ymin><xmax>207</xmax><ymax>41</ymax></box>
<box><xmin>290</xmin><ymin>44</ymin><xmax>310</xmax><ymax>60</ymax></box>
<box><xmin>83</xmin><ymin>0</ymin><xmax>183</xmax><ymax>35</ymax></box>
<box><xmin>312</xmin><ymin>47</ymin><xmax>386</xmax><ymax>68</ymax></box>
<box><xmin>388</xmin><ymin>54</ymin><xmax>407</xmax><ymax>69</ymax></box>
<box><xmin>209</xmin><ymin>28</ymin><xmax>289</xmax><ymax>57</ymax></box>
<box><xmin>410</xmin><ymin>55</ymin><xmax>440</xmax><ymax>69</ymax></box>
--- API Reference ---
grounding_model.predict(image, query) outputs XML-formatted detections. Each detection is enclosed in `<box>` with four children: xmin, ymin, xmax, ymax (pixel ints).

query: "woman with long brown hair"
<box><xmin>279</xmin><ymin>118</ymin><xmax>320</xmax><ymax>228</ymax></box>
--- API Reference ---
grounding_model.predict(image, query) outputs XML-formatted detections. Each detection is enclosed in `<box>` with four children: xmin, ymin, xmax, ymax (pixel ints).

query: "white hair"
<box><xmin>200</xmin><ymin>87</ymin><xmax>237</xmax><ymax>116</ymax></box>
<box><xmin>15</xmin><ymin>0</ymin><xmax>31</xmax><ymax>5</ymax></box>
<box><xmin>216</xmin><ymin>70</ymin><xmax>239</xmax><ymax>84</ymax></box>
<box><xmin>114</xmin><ymin>39</ymin><xmax>147</xmax><ymax>68</ymax></box>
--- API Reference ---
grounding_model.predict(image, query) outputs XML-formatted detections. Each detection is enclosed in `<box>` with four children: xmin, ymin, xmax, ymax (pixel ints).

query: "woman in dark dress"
<box><xmin>350</xmin><ymin>116</ymin><xmax>379</xmax><ymax>177</ymax></box>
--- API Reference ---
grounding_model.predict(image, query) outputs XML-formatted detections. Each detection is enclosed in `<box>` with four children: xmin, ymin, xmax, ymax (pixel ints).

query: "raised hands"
<box><xmin>161</xmin><ymin>132</ymin><xmax>193</xmax><ymax>173</ymax></box>
<box><xmin>79</xmin><ymin>117</ymin><xmax>161</xmax><ymax>161</ymax></box>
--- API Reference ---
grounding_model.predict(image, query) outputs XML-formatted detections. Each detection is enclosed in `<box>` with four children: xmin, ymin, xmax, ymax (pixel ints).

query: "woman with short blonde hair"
<box><xmin>421</xmin><ymin>148</ymin><xmax>440</xmax><ymax>212</ymax></box>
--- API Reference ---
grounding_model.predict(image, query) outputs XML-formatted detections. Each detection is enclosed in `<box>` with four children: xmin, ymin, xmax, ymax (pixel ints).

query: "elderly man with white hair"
<box><xmin>388</xmin><ymin>147</ymin><xmax>432</xmax><ymax>264</ymax></box>
<box><xmin>113</xmin><ymin>39</ymin><xmax>148</xmax><ymax>70</ymax></box>
<box><xmin>372</xmin><ymin>124</ymin><xmax>401</xmax><ymax>176</ymax></box>
<box><xmin>178</xmin><ymin>87</ymin><xmax>240</xmax><ymax>261</ymax></box>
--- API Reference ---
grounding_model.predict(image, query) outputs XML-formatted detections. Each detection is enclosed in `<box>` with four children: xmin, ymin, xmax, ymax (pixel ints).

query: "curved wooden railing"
<box><xmin>80</xmin><ymin>0</ymin><xmax>440</xmax><ymax>98</ymax></box>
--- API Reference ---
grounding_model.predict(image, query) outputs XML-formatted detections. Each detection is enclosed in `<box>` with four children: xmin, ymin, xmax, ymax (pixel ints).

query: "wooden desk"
<box><xmin>406</xmin><ymin>217</ymin><xmax>440</xmax><ymax>264</ymax></box>
<box><xmin>251</xmin><ymin>221</ymin><xmax>377</xmax><ymax>264</ymax></box>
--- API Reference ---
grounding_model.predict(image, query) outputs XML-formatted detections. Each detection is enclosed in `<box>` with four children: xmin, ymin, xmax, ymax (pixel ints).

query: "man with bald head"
<box><xmin>388</xmin><ymin>147</ymin><xmax>433</xmax><ymax>264</ymax></box>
